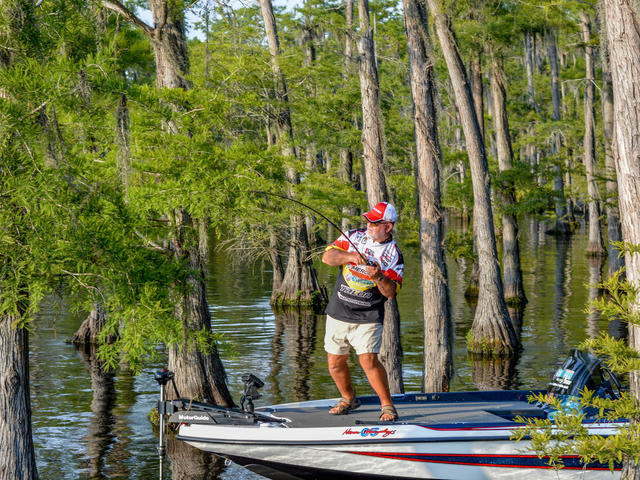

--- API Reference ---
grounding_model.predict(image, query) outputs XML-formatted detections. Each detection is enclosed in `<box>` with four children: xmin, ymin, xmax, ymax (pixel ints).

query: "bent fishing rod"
<box><xmin>251</xmin><ymin>190</ymin><xmax>374</xmax><ymax>266</ymax></box>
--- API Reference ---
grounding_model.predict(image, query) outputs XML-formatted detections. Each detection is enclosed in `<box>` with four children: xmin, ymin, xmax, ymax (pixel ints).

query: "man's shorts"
<box><xmin>324</xmin><ymin>315</ymin><xmax>383</xmax><ymax>355</ymax></box>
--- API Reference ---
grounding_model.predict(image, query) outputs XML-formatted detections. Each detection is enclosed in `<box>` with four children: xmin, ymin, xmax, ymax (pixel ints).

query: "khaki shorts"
<box><xmin>324</xmin><ymin>315</ymin><xmax>383</xmax><ymax>355</ymax></box>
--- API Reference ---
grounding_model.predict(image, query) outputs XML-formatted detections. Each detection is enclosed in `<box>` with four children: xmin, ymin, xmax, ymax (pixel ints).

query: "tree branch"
<box><xmin>102</xmin><ymin>0</ymin><xmax>154</xmax><ymax>37</ymax></box>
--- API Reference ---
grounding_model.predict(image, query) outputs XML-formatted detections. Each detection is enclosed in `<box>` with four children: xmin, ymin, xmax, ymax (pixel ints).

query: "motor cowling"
<box><xmin>544</xmin><ymin>349</ymin><xmax>622</xmax><ymax>419</ymax></box>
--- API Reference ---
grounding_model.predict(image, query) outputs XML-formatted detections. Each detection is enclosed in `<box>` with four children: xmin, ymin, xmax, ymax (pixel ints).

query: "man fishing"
<box><xmin>322</xmin><ymin>202</ymin><xmax>404</xmax><ymax>422</ymax></box>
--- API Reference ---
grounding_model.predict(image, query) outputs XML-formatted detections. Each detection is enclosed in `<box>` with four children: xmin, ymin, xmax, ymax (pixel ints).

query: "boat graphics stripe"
<box><xmin>418</xmin><ymin>424</ymin><xmax>618</xmax><ymax>432</ymax></box>
<box><xmin>347</xmin><ymin>452</ymin><xmax>621</xmax><ymax>471</ymax></box>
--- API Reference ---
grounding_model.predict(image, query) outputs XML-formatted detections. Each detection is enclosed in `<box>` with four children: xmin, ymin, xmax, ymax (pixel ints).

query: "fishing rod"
<box><xmin>251</xmin><ymin>190</ymin><xmax>374</xmax><ymax>266</ymax></box>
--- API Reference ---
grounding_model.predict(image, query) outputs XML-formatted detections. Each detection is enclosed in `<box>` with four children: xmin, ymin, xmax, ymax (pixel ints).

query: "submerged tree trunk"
<box><xmin>0</xmin><ymin>313</ymin><xmax>39</xmax><ymax>480</ymax></box>
<box><xmin>403</xmin><ymin>0</ymin><xmax>452</xmax><ymax>392</ymax></box>
<box><xmin>427</xmin><ymin>0</ymin><xmax>517</xmax><ymax>355</ymax></box>
<box><xmin>546</xmin><ymin>28</ymin><xmax>572</xmax><ymax>235</ymax></box>
<box><xmin>102</xmin><ymin>0</ymin><xmax>234</xmax><ymax>404</ymax></box>
<box><xmin>268</xmin><ymin>229</ymin><xmax>285</xmax><ymax>303</ymax></box>
<box><xmin>259</xmin><ymin>0</ymin><xmax>323</xmax><ymax>309</ymax></box>
<box><xmin>357</xmin><ymin>0</ymin><xmax>403</xmax><ymax>393</ymax></box>
<box><xmin>604</xmin><ymin>0</ymin><xmax>640</xmax><ymax>475</ymax></box>
<box><xmin>167</xmin><ymin>211</ymin><xmax>233</xmax><ymax>405</ymax></box>
<box><xmin>490</xmin><ymin>52</ymin><xmax>526</xmax><ymax>306</ymax></box>
<box><xmin>70</xmin><ymin>303</ymin><xmax>111</xmax><ymax>347</ymax></box>
<box><xmin>581</xmin><ymin>12</ymin><xmax>606</xmax><ymax>257</ymax></box>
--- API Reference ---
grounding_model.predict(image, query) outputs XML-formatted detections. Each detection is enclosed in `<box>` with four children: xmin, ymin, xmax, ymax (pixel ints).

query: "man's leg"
<box><xmin>359</xmin><ymin>353</ymin><xmax>395</xmax><ymax>420</ymax></box>
<box><xmin>327</xmin><ymin>353</ymin><xmax>355</xmax><ymax>413</ymax></box>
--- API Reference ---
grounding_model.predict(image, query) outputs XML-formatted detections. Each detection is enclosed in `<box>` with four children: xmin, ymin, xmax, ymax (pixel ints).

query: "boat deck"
<box><xmin>257</xmin><ymin>390</ymin><xmax>547</xmax><ymax>428</ymax></box>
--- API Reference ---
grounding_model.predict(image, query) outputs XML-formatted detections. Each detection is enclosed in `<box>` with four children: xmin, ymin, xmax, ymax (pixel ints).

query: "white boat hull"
<box><xmin>179</xmin><ymin>420</ymin><xmax>622</xmax><ymax>479</ymax></box>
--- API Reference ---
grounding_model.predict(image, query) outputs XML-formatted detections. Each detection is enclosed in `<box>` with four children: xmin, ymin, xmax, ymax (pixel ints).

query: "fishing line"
<box><xmin>251</xmin><ymin>190</ymin><xmax>372</xmax><ymax>265</ymax></box>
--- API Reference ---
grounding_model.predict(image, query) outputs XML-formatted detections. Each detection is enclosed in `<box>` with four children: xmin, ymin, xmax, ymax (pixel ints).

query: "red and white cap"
<box><xmin>363</xmin><ymin>202</ymin><xmax>398</xmax><ymax>223</ymax></box>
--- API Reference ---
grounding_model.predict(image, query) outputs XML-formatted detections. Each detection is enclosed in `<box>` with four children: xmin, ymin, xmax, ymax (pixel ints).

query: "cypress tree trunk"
<box><xmin>167</xmin><ymin>210</ymin><xmax>233</xmax><ymax>405</ymax></box>
<box><xmin>581</xmin><ymin>12</ymin><xmax>606</xmax><ymax>257</ymax></box>
<box><xmin>599</xmin><ymin>5</ymin><xmax>625</xmax><ymax>275</ymax></box>
<box><xmin>358</xmin><ymin>0</ymin><xmax>388</xmax><ymax>206</ymax></box>
<box><xmin>70</xmin><ymin>303</ymin><xmax>110</xmax><ymax>347</ymax></box>
<box><xmin>268</xmin><ymin>229</ymin><xmax>285</xmax><ymax>303</ymax></box>
<box><xmin>0</xmin><ymin>4</ymin><xmax>40</xmax><ymax>477</ymax></box>
<box><xmin>524</xmin><ymin>31</ymin><xmax>539</xmax><ymax>113</ymax></box>
<box><xmin>152</xmin><ymin>2</ymin><xmax>232</xmax><ymax>405</ymax></box>
<box><xmin>340</xmin><ymin>0</ymin><xmax>356</xmax><ymax>232</ymax></box>
<box><xmin>546</xmin><ymin>28</ymin><xmax>572</xmax><ymax>235</ymax></box>
<box><xmin>357</xmin><ymin>0</ymin><xmax>403</xmax><ymax>393</ymax></box>
<box><xmin>426</xmin><ymin>0</ymin><xmax>517</xmax><ymax>355</ymax></box>
<box><xmin>259</xmin><ymin>0</ymin><xmax>323</xmax><ymax>309</ymax></box>
<box><xmin>604</xmin><ymin>0</ymin><xmax>640</xmax><ymax>475</ymax></box>
<box><xmin>403</xmin><ymin>0</ymin><xmax>452</xmax><ymax>392</ymax></box>
<box><xmin>489</xmin><ymin>52</ymin><xmax>526</xmax><ymax>306</ymax></box>
<box><xmin>0</xmin><ymin>312</ymin><xmax>39</xmax><ymax>480</ymax></box>
<box><xmin>471</xmin><ymin>51</ymin><xmax>484</xmax><ymax>143</ymax></box>
<box><xmin>102</xmin><ymin>0</ymin><xmax>234</xmax><ymax>404</ymax></box>
<box><xmin>149</xmin><ymin>0</ymin><xmax>189</xmax><ymax>91</ymax></box>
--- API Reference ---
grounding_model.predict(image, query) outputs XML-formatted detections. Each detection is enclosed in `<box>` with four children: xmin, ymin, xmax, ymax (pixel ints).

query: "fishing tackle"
<box><xmin>251</xmin><ymin>190</ymin><xmax>376</xmax><ymax>266</ymax></box>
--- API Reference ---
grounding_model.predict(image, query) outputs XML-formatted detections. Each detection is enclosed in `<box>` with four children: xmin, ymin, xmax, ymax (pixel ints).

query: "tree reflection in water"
<box><xmin>553</xmin><ymin>235</ymin><xmax>571</xmax><ymax>354</ymax></box>
<box><xmin>469</xmin><ymin>352</ymin><xmax>519</xmax><ymax>390</ymax></box>
<box><xmin>586</xmin><ymin>256</ymin><xmax>604</xmax><ymax>339</ymax></box>
<box><xmin>275</xmin><ymin>310</ymin><xmax>318</xmax><ymax>402</ymax></box>
<box><xmin>167</xmin><ymin>437</ymin><xmax>225</xmax><ymax>480</ymax></box>
<box><xmin>77</xmin><ymin>345</ymin><xmax>116</xmax><ymax>480</ymax></box>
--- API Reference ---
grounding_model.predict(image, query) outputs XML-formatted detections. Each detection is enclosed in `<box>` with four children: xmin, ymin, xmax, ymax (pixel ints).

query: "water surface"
<box><xmin>30</xmin><ymin>218</ymin><xmax>620</xmax><ymax>479</ymax></box>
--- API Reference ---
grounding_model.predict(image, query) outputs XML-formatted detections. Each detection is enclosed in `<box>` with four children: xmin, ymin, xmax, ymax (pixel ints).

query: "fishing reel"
<box><xmin>241</xmin><ymin>373</ymin><xmax>264</xmax><ymax>413</ymax></box>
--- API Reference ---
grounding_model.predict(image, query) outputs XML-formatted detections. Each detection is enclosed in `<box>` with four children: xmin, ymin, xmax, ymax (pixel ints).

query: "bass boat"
<box><xmin>155</xmin><ymin>350</ymin><xmax>624</xmax><ymax>479</ymax></box>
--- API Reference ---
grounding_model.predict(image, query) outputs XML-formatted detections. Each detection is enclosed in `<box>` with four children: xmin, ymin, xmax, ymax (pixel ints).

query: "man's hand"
<box><xmin>365</xmin><ymin>263</ymin><xmax>396</xmax><ymax>299</ymax></box>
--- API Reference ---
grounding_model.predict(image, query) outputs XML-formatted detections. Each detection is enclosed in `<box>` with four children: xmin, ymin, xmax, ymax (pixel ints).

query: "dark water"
<box><xmin>30</xmin><ymin>218</ymin><xmax>622</xmax><ymax>479</ymax></box>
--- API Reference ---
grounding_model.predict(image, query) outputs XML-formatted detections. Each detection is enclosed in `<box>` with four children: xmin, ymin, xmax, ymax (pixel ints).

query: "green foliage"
<box><xmin>445</xmin><ymin>230</ymin><xmax>474</xmax><ymax>261</ymax></box>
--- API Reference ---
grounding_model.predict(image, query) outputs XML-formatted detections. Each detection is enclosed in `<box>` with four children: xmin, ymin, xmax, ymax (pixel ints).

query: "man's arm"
<box><xmin>322</xmin><ymin>247</ymin><xmax>364</xmax><ymax>266</ymax></box>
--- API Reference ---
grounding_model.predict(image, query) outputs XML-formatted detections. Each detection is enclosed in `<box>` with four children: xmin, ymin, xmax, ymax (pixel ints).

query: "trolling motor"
<box><xmin>154</xmin><ymin>368</ymin><xmax>176</xmax><ymax>480</ymax></box>
<box><xmin>240</xmin><ymin>373</ymin><xmax>264</xmax><ymax>413</ymax></box>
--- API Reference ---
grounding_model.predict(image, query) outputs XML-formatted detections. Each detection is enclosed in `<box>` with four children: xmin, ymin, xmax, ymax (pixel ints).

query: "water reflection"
<box><xmin>167</xmin><ymin>438</ymin><xmax>225</xmax><ymax>480</ymax></box>
<box><xmin>469</xmin><ymin>353</ymin><xmax>519</xmax><ymax>390</ymax></box>
<box><xmin>78</xmin><ymin>346</ymin><xmax>116</xmax><ymax>480</ymax></box>
<box><xmin>586</xmin><ymin>256</ymin><xmax>604</xmax><ymax>339</ymax></box>
<box><xmin>508</xmin><ymin>306</ymin><xmax>524</xmax><ymax>342</ymax></box>
<box><xmin>272</xmin><ymin>310</ymin><xmax>318</xmax><ymax>402</ymax></box>
<box><xmin>552</xmin><ymin>235</ymin><xmax>571</xmax><ymax>354</ymax></box>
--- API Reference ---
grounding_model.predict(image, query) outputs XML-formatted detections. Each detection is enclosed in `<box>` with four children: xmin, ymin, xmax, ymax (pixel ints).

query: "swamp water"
<box><xmin>30</xmin><ymin>218</ymin><xmax>624</xmax><ymax>479</ymax></box>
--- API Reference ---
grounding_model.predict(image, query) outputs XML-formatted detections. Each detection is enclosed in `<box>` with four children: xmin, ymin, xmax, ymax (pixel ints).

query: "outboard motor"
<box><xmin>544</xmin><ymin>349</ymin><xmax>622</xmax><ymax>419</ymax></box>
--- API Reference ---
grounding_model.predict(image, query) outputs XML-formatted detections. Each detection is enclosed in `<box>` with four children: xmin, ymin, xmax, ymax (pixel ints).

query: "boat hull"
<box><xmin>178</xmin><ymin>419</ymin><xmax>621</xmax><ymax>480</ymax></box>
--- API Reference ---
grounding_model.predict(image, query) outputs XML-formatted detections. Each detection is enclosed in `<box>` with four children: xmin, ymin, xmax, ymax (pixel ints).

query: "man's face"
<box><xmin>366</xmin><ymin>221</ymin><xmax>393</xmax><ymax>243</ymax></box>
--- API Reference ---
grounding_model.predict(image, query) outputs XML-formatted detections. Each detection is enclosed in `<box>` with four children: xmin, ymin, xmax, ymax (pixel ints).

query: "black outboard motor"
<box><xmin>545</xmin><ymin>349</ymin><xmax>622</xmax><ymax>419</ymax></box>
